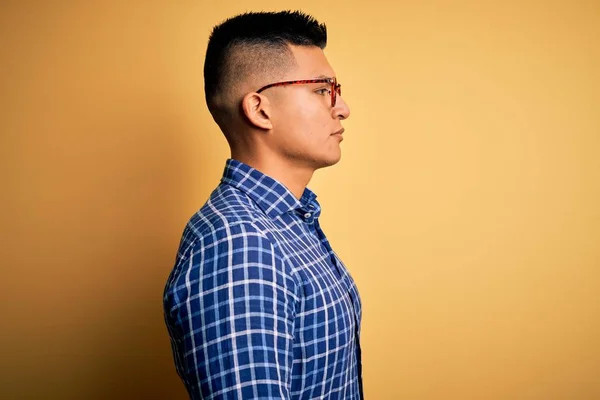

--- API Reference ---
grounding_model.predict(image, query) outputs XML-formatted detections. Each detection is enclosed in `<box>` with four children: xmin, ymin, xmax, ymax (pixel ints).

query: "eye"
<box><xmin>315</xmin><ymin>88</ymin><xmax>332</xmax><ymax>96</ymax></box>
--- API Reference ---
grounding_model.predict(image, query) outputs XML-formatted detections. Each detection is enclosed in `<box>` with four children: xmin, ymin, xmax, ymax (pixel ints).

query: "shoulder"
<box><xmin>165</xmin><ymin>185</ymin><xmax>302</xmax><ymax>316</ymax></box>
<box><xmin>184</xmin><ymin>184</ymin><xmax>270</xmax><ymax>241</ymax></box>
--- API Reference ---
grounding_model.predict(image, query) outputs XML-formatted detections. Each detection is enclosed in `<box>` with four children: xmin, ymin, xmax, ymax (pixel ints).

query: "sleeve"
<box><xmin>164</xmin><ymin>221</ymin><xmax>298</xmax><ymax>400</ymax></box>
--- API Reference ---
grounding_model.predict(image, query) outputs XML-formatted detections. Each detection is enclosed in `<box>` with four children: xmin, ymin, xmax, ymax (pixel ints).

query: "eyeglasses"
<box><xmin>256</xmin><ymin>77</ymin><xmax>342</xmax><ymax>107</ymax></box>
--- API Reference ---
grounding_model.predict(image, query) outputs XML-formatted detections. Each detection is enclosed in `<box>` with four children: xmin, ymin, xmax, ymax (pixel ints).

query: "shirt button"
<box><xmin>304</xmin><ymin>213</ymin><xmax>312</xmax><ymax>218</ymax></box>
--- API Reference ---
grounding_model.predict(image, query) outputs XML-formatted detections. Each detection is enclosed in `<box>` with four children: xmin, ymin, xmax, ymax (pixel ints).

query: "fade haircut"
<box><xmin>204</xmin><ymin>11</ymin><xmax>327</xmax><ymax>131</ymax></box>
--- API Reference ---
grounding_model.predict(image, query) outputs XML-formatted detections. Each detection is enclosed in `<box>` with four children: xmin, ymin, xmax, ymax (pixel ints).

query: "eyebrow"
<box><xmin>313</xmin><ymin>74</ymin><xmax>333</xmax><ymax>79</ymax></box>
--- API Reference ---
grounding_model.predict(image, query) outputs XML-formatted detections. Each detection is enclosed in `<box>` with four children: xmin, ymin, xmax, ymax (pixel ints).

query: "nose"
<box><xmin>332</xmin><ymin>94</ymin><xmax>350</xmax><ymax>120</ymax></box>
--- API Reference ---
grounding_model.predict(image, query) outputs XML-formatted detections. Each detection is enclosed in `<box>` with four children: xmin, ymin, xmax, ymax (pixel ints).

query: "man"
<box><xmin>163</xmin><ymin>11</ymin><xmax>363</xmax><ymax>399</ymax></box>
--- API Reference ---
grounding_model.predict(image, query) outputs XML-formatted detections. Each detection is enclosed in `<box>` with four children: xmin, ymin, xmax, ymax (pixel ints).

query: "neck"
<box><xmin>230</xmin><ymin>151</ymin><xmax>314</xmax><ymax>200</ymax></box>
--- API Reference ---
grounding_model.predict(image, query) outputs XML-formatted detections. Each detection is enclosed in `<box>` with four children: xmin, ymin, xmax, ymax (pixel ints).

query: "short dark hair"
<box><xmin>203</xmin><ymin>11</ymin><xmax>327</xmax><ymax>124</ymax></box>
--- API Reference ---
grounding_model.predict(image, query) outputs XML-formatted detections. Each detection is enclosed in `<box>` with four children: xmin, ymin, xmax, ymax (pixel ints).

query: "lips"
<box><xmin>331</xmin><ymin>128</ymin><xmax>345</xmax><ymax>136</ymax></box>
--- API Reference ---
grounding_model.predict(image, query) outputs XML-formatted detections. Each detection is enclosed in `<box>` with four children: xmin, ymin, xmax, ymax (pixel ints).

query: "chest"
<box><xmin>267</xmin><ymin>217</ymin><xmax>362</xmax><ymax>329</ymax></box>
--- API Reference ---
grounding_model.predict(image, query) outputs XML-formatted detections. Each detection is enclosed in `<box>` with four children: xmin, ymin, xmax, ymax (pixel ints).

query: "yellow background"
<box><xmin>1</xmin><ymin>1</ymin><xmax>599</xmax><ymax>399</ymax></box>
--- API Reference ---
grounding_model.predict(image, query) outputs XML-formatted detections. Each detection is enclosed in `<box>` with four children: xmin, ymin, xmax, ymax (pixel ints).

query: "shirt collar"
<box><xmin>220</xmin><ymin>158</ymin><xmax>320</xmax><ymax>218</ymax></box>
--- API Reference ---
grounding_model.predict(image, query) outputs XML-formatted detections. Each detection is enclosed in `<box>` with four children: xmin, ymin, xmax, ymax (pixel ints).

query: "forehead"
<box><xmin>287</xmin><ymin>45</ymin><xmax>336</xmax><ymax>79</ymax></box>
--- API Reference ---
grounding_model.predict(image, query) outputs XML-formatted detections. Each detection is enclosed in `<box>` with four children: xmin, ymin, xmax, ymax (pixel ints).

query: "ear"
<box><xmin>241</xmin><ymin>92</ymin><xmax>273</xmax><ymax>130</ymax></box>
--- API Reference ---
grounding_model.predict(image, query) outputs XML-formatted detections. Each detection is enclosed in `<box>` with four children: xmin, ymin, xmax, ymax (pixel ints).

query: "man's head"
<box><xmin>204</xmin><ymin>11</ymin><xmax>350</xmax><ymax>171</ymax></box>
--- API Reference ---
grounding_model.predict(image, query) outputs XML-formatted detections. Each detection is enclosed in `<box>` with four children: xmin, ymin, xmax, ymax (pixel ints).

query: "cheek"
<box><xmin>300</xmin><ymin>108</ymin><xmax>329</xmax><ymax>142</ymax></box>
<box><xmin>274</xmin><ymin>91</ymin><xmax>331</xmax><ymax>140</ymax></box>
<box><xmin>274</xmin><ymin>91</ymin><xmax>309</xmax><ymax>122</ymax></box>
<box><xmin>281</xmin><ymin>103</ymin><xmax>313</xmax><ymax>130</ymax></box>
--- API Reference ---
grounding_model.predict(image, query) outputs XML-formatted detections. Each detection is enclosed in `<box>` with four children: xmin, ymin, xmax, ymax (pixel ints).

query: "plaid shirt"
<box><xmin>163</xmin><ymin>159</ymin><xmax>363</xmax><ymax>399</ymax></box>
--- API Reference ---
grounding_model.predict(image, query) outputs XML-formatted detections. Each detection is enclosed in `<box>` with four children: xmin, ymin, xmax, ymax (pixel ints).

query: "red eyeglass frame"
<box><xmin>256</xmin><ymin>77</ymin><xmax>342</xmax><ymax>107</ymax></box>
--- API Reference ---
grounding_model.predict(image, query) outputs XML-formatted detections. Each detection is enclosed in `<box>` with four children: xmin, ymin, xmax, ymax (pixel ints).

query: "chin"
<box><xmin>315</xmin><ymin>153</ymin><xmax>342</xmax><ymax>170</ymax></box>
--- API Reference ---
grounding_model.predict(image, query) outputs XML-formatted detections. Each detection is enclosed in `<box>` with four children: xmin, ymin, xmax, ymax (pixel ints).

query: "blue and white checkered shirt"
<box><xmin>163</xmin><ymin>159</ymin><xmax>363</xmax><ymax>399</ymax></box>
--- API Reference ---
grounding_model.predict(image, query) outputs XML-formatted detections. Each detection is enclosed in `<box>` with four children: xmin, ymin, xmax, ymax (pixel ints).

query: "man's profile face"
<box><xmin>266</xmin><ymin>45</ymin><xmax>351</xmax><ymax>170</ymax></box>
